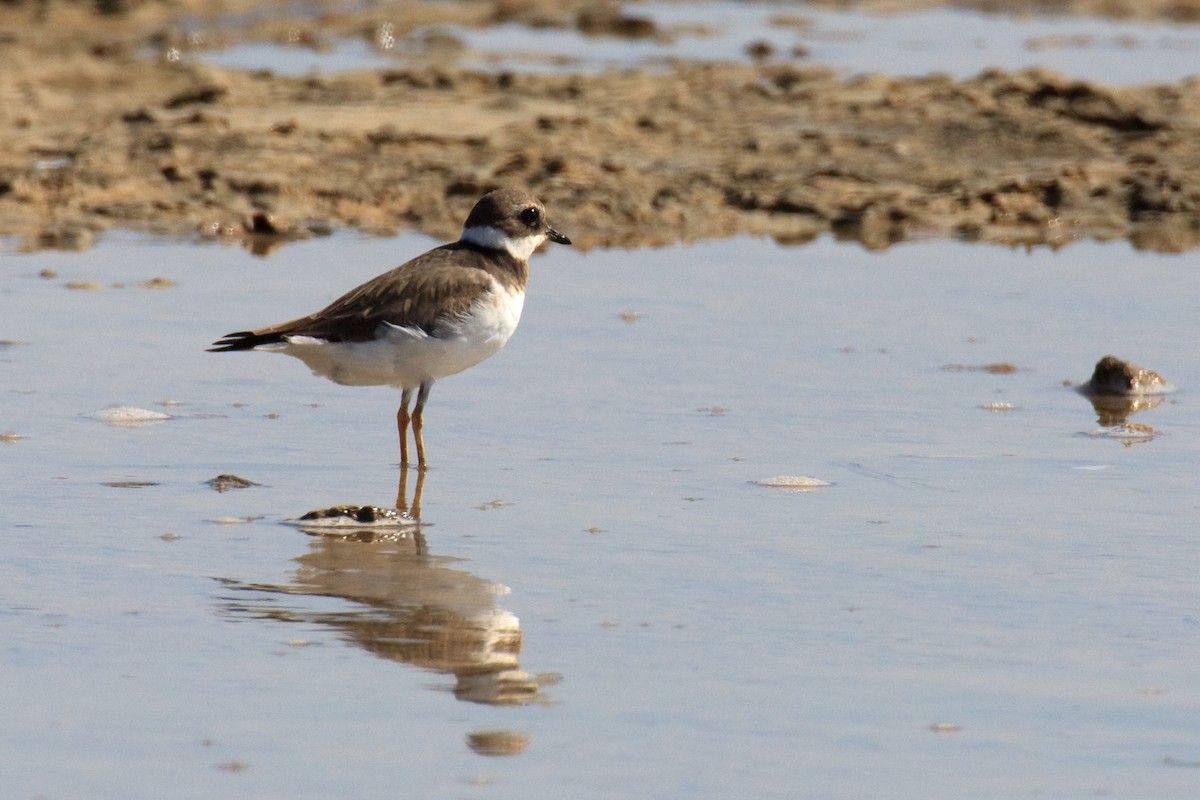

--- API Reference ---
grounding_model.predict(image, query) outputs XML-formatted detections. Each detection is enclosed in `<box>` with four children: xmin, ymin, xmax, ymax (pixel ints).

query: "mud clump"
<box><xmin>299</xmin><ymin>505</ymin><xmax>403</xmax><ymax>524</ymax></box>
<box><xmin>1074</xmin><ymin>355</ymin><xmax>1170</xmax><ymax>430</ymax></box>
<box><xmin>1078</xmin><ymin>355</ymin><xmax>1169</xmax><ymax>396</ymax></box>
<box><xmin>206</xmin><ymin>474</ymin><xmax>261</xmax><ymax>492</ymax></box>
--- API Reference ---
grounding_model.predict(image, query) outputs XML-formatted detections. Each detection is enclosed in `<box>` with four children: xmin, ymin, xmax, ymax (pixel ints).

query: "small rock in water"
<box><xmin>1078</xmin><ymin>355</ymin><xmax>1170</xmax><ymax>396</ymax></box>
<box><xmin>942</xmin><ymin>362</ymin><xmax>1018</xmax><ymax>374</ymax></box>
<box><xmin>211</xmin><ymin>516</ymin><xmax>256</xmax><ymax>525</ymax></box>
<box><xmin>299</xmin><ymin>505</ymin><xmax>395</xmax><ymax>523</ymax></box>
<box><xmin>288</xmin><ymin>505</ymin><xmax>416</xmax><ymax>530</ymax></box>
<box><xmin>206</xmin><ymin>474</ymin><xmax>260</xmax><ymax>492</ymax></box>
<box><xmin>94</xmin><ymin>406</ymin><xmax>172</xmax><ymax>426</ymax></box>
<box><xmin>466</xmin><ymin>730</ymin><xmax>531</xmax><ymax>757</ymax></box>
<box><xmin>751</xmin><ymin>476</ymin><xmax>831</xmax><ymax>492</ymax></box>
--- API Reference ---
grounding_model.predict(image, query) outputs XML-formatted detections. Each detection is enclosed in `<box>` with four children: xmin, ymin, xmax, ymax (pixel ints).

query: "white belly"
<box><xmin>272</xmin><ymin>284</ymin><xmax>525</xmax><ymax>388</ymax></box>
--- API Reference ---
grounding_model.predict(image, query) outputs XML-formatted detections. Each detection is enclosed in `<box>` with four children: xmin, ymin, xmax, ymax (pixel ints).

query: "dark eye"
<box><xmin>519</xmin><ymin>207</ymin><xmax>540</xmax><ymax>228</ymax></box>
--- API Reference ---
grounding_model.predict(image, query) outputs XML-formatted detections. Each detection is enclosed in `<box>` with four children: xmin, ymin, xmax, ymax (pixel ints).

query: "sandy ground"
<box><xmin>2</xmin><ymin>0</ymin><xmax>1200</xmax><ymax>252</ymax></box>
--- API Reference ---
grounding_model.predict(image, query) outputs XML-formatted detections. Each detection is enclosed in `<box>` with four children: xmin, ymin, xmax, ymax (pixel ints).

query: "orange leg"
<box><xmin>412</xmin><ymin>381</ymin><xmax>432</xmax><ymax>471</ymax></box>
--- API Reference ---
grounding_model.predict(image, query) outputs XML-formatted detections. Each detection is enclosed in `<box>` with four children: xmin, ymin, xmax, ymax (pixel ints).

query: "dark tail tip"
<box><xmin>207</xmin><ymin>331</ymin><xmax>262</xmax><ymax>352</ymax></box>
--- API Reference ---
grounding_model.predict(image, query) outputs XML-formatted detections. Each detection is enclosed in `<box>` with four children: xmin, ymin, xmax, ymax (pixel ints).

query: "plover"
<box><xmin>209</xmin><ymin>188</ymin><xmax>571</xmax><ymax>470</ymax></box>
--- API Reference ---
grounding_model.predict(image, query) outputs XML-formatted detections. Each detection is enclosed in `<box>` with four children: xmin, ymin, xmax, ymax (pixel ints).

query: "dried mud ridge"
<box><xmin>2</xmin><ymin>1</ymin><xmax>1200</xmax><ymax>252</ymax></box>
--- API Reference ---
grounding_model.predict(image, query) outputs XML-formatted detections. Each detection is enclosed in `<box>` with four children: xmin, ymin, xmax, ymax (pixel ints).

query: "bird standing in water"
<box><xmin>209</xmin><ymin>189</ymin><xmax>572</xmax><ymax>471</ymax></box>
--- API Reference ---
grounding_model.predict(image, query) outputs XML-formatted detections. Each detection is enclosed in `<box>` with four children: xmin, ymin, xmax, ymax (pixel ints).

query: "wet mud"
<box><xmin>2</xmin><ymin>0</ymin><xmax>1200</xmax><ymax>252</ymax></box>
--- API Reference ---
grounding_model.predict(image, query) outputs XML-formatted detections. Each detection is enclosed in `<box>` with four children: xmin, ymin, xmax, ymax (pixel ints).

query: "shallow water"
<box><xmin>3</xmin><ymin>232</ymin><xmax>1199</xmax><ymax>798</ymax></box>
<box><xmin>199</xmin><ymin>1</ymin><xmax>1200</xmax><ymax>84</ymax></box>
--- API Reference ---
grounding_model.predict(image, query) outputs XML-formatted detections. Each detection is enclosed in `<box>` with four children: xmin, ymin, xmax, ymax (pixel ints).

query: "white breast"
<box><xmin>274</xmin><ymin>279</ymin><xmax>525</xmax><ymax>389</ymax></box>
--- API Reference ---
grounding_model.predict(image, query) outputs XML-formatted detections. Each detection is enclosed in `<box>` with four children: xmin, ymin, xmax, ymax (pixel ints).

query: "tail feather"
<box><xmin>207</xmin><ymin>331</ymin><xmax>287</xmax><ymax>352</ymax></box>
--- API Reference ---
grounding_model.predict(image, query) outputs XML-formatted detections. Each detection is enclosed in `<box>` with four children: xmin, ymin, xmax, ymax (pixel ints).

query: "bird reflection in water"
<box><xmin>217</xmin><ymin>525</ymin><xmax>547</xmax><ymax>708</ymax></box>
<box><xmin>396</xmin><ymin>462</ymin><xmax>424</xmax><ymax>519</ymax></box>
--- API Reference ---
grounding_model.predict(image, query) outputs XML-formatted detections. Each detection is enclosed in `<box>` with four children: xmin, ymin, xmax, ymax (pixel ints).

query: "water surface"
<box><xmin>199</xmin><ymin>2</ymin><xmax>1200</xmax><ymax>84</ymax></box>
<box><xmin>3</xmin><ymin>232</ymin><xmax>1199</xmax><ymax>798</ymax></box>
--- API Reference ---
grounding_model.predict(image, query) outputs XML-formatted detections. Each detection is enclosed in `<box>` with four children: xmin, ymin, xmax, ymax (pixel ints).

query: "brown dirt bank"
<box><xmin>2</xmin><ymin>1</ymin><xmax>1200</xmax><ymax>253</ymax></box>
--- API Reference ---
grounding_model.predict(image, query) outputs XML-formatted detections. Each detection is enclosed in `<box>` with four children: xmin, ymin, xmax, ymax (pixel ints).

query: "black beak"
<box><xmin>547</xmin><ymin>227</ymin><xmax>572</xmax><ymax>246</ymax></box>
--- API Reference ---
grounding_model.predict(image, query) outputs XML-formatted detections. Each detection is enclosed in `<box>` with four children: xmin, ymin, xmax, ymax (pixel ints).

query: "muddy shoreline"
<box><xmin>2</xmin><ymin>0</ymin><xmax>1199</xmax><ymax>252</ymax></box>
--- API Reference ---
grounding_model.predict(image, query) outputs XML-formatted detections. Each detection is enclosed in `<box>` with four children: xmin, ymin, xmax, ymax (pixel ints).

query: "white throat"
<box><xmin>461</xmin><ymin>225</ymin><xmax>543</xmax><ymax>261</ymax></box>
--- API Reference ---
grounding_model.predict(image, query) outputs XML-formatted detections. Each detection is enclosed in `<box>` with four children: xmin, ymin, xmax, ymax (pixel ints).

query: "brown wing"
<box><xmin>208</xmin><ymin>244</ymin><xmax>501</xmax><ymax>351</ymax></box>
